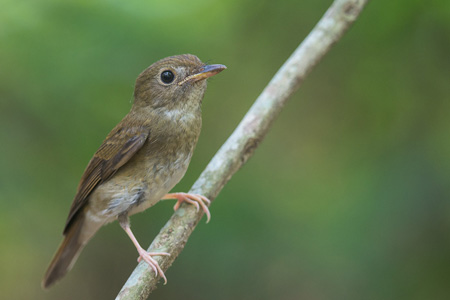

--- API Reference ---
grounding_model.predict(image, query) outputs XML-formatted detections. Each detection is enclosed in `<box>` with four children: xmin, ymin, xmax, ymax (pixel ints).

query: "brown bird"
<box><xmin>42</xmin><ymin>54</ymin><xmax>226</xmax><ymax>289</ymax></box>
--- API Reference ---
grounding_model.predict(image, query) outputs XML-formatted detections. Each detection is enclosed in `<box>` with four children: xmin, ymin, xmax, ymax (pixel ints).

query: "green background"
<box><xmin>1</xmin><ymin>0</ymin><xmax>449</xmax><ymax>299</ymax></box>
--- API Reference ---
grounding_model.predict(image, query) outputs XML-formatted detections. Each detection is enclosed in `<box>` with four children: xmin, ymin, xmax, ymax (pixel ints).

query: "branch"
<box><xmin>116</xmin><ymin>0</ymin><xmax>370</xmax><ymax>298</ymax></box>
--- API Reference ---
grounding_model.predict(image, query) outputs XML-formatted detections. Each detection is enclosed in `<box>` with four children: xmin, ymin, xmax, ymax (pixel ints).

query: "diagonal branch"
<box><xmin>116</xmin><ymin>0</ymin><xmax>370</xmax><ymax>298</ymax></box>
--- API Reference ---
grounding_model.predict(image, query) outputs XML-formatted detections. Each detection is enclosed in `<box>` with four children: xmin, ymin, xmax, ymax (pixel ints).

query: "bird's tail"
<box><xmin>42</xmin><ymin>213</ymin><xmax>91</xmax><ymax>289</ymax></box>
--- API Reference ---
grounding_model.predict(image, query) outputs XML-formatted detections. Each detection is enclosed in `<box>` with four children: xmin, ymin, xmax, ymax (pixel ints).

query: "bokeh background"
<box><xmin>1</xmin><ymin>0</ymin><xmax>449</xmax><ymax>299</ymax></box>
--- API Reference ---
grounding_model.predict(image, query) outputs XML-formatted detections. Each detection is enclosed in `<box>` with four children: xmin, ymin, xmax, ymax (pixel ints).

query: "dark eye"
<box><xmin>160</xmin><ymin>70</ymin><xmax>175</xmax><ymax>84</ymax></box>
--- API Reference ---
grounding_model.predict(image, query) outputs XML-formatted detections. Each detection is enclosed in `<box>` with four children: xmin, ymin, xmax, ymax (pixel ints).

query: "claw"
<box><xmin>137</xmin><ymin>249</ymin><xmax>169</xmax><ymax>284</ymax></box>
<box><xmin>163</xmin><ymin>193</ymin><xmax>211</xmax><ymax>223</ymax></box>
<box><xmin>120</xmin><ymin>220</ymin><xmax>170</xmax><ymax>284</ymax></box>
<box><xmin>137</xmin><ymin>251</ymin><xmax>170</xmax><ymax>262</ymax></box>
<box><xmin>178</xmin><ymin>196</ymin><xmax>200</xmax><ymax>212</ymax></box>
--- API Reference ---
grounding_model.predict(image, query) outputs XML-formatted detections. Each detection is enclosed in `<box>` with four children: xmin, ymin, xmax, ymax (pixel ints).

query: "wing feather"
<box><xmin>63</xmin><ymin>126</ymin><xmax>149</xmax><ymax>234</ymax></box>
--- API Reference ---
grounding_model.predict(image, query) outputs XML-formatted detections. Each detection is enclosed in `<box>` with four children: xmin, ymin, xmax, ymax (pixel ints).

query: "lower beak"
<box><xmin>178</xmin><ymin>64</ymin><xmax>227</xmax><ymax>85</ymax></box>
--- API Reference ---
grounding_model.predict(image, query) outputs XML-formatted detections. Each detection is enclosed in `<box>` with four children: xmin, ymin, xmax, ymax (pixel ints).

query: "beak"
<box><xmin>178</xmin><ymin>64</ymin><xmax>227</xmax><ymax>85</ymax></box>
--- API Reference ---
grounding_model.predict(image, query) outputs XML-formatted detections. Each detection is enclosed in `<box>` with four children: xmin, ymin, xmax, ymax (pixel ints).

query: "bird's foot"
<box><xmin>136</xmin><ymin>247</ymin><xmax>170</xmax><ymax>284</ymax></box>
<box><xmin>162</xmin><ymin>192</ymin><xmax>211</xmax><ymax>223</ymax></box>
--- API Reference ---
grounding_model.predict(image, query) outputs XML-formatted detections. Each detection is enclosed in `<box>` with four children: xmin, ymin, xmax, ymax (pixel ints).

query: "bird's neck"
<box><xmin>128</xmin><ymin>104</ymin><xmax>202</xmax><ymax>145</ymax></box>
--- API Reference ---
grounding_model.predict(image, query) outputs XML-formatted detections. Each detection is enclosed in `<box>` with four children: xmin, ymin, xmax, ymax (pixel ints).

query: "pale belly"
<box><xmin>86</xmin><ymin>151</ymin><xmax>192</xmax><ymax>224</ymax></box>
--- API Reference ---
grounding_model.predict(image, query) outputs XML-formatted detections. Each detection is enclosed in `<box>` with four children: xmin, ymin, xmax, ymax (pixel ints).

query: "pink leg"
<box><xmin>120</xmin><ymin>221</ymin><xmax>170</xmax><ymax>284</ymax></box>
<box><xmin>162</xmin><ymin>193</ymin><xmax>211</xmax><ymax>223</ymax></box>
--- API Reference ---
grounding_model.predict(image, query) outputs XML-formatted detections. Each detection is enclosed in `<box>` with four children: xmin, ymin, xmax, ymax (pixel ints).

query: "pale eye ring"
<box><xmin>160</xmin><ymin>70</ymin><xmax>175</xmax><ymax>84</ymax></box>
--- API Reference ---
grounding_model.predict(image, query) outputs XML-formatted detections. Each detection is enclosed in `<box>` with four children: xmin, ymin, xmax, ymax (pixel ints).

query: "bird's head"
<box><xmin>133</xmin><ymin>54</ymin><xmax>226</xmax><ymax>112</ymax></box>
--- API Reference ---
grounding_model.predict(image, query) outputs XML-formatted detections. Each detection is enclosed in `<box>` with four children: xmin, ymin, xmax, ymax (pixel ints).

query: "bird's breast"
<box><xmin>89</xmin><ymin>118</ymin><xmax>200</xmax><ymax>221</ymax></box>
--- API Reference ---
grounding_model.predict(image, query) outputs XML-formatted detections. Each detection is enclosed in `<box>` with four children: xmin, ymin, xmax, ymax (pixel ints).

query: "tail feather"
<box><xmin>42</xmin><ymin>214</ymin><xmax>87</xmax><ymax>289</ymax></box>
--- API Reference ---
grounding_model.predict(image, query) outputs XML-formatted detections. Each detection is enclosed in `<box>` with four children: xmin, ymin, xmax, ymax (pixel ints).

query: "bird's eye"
<box><xmin>160</xmin><ymin>70</ymin><xmax>175</xmax><ymax>84</ymax></box>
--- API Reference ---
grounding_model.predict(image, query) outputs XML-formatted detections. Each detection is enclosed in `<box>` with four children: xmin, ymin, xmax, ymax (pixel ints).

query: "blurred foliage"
<box><xmin>1</xmin><ymin>0</ymin><xmax>450</xmax><ymax>299</ymax></box>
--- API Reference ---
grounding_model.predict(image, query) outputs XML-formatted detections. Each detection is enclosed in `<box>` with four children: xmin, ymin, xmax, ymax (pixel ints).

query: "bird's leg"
<box><xmin>118</xmin><ymin>215</ymin><xmax>170</xmax><ymax>284</ymax></box>
<box><xmin>161</xmin><ymin>193</ymin><xmax>211</xmax><ymax>223</ymax></box>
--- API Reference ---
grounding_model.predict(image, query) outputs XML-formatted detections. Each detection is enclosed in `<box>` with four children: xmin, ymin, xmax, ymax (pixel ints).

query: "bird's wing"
<box><xmin>63</xmin><ymin>125</ymin><xmax>149</xmax><ymax>234</ymax></box>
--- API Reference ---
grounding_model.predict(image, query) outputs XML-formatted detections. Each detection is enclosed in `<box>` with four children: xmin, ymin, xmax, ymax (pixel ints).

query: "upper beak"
<box><xmin>178</xmin><ymin>64</ymin><xmax>227</xmax><ymax>85</ymax></box>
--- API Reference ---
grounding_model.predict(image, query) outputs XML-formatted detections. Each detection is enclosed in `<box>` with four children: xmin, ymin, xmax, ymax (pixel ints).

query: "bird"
<box><xmin>42</xmin><ymin>54</ymin><xmax>226</xmax><ymax>289</ymax></box>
